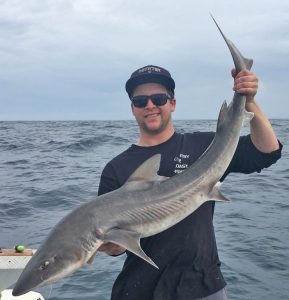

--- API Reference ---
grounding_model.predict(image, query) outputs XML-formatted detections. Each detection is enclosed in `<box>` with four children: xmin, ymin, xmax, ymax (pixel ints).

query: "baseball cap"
<box><xmin>125</xmin><ymin>65</ymin><xmax>175</xmax><ymax>98</ymax></box>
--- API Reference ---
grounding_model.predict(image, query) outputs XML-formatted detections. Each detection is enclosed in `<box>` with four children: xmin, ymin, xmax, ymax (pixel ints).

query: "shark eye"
<box><xmin>39</xmin><ymin>261</ymin><xmax>50</xmax><ymax>270</ymax></box>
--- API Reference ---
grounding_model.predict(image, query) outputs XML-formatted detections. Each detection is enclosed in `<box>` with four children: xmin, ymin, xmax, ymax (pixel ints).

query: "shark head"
<box><xmin>12</xmin><ymin>199</ymin><xmax>106</xmax><ymax>297</ymax></box>
<box><xmin>12</xmin><ymin>241</ymin><xmax>86</xmax><ymax>296</ymax></box>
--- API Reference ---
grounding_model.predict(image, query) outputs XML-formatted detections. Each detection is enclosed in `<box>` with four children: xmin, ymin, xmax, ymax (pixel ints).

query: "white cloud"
<box><xmin>0</xmin><ymin>0</ymin><xmax>288</xmax><ymax>120</ymax></box>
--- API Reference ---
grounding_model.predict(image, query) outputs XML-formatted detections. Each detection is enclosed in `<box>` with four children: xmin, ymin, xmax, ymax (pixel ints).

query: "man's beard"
<box><xmin>138</xmin><ymin>113</ymin><xmax>172</xmax><ymax>135</ymax></box>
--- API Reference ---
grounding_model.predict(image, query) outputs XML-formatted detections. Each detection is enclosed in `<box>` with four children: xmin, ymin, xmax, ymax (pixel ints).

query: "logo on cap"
<box><xmin>138</xmin><ymin>66</ymin><xmax>162</xmax><ymax>74</ymax></box>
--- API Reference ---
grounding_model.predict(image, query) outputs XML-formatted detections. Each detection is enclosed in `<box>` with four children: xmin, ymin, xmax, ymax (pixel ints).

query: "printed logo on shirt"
<box><xmin>173</xmin><ymin>153</ymin><xmax>190</xmax><ymax>174</ymax></box>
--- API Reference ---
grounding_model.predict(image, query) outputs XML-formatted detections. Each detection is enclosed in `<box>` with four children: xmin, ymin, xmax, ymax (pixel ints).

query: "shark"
<box><xmin>13</xmin><ymin>16</ymin><xmax>254</xmax><ymax>296</ymax></box>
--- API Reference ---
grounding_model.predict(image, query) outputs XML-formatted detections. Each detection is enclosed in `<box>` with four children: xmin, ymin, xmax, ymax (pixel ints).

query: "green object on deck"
<box><xmin>15</xmin><ymin>245</ymin><xmax>25</xmax><ymax>253</ymax></box>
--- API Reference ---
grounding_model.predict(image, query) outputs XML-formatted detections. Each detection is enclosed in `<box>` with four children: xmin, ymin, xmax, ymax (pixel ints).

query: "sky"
<box><xmin>0</xmin><ymin>0</ymin><xmax>288</xmax><ymax>120</ymax></box>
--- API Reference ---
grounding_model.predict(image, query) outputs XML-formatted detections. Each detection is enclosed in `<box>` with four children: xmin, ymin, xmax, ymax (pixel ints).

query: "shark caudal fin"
<box><xmin>210</xmin><ymin>14</ymin><xmax>253</xmax><ymax>72</ymax></box>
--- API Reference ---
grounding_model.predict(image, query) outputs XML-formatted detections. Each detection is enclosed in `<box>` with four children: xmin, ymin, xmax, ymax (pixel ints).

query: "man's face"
<box><xmin>131</xmin><ymin>83</ymin><xmax>176</xmax><ymax>135</ymax></box>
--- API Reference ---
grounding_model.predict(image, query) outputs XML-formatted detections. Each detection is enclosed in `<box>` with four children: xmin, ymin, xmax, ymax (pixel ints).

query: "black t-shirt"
<box><xmin>98</xmin><ymin>132</ymin><xmax>282</xmax><ymax>300</ymax></box>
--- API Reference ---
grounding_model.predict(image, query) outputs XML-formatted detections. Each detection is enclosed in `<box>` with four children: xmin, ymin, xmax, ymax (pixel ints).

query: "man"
<box><xmin>98</xmin><ymin>65</ymin><xmax>282</xmax><ymax>299</ymax></box>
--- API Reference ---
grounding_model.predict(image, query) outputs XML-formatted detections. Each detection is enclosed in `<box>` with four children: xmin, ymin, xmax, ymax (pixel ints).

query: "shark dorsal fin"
<box><xmin>122</xmin><ymin>154</ymin><xmax>168</xmax><ymax>191</ymax></box>
<box><xmin>216</xmin><ymin>100</ymin><xmax>229</xmax><ymax>131</ymax></box>
<box><xmin>126</xmin><ymin>154</ymin><xmax>161</xmax><ymax>183</ymax></box>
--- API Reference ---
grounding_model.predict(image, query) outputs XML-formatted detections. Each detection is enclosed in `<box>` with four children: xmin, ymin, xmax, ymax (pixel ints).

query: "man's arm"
<box><xmin>232</xmin><ymin>69</ymin><xmax>280</xmax><ymax>153</ymax></box>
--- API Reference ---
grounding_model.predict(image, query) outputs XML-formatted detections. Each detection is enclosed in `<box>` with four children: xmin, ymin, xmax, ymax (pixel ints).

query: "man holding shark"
<box><xmin>98</xmin><ymin>63</ymin><xmax>281</xmax><ymax>300</ymax></box>
<box><xmin>12</xmin><ymin>19</ymin><xmax>283</xmax><ymax>300</ymax></box>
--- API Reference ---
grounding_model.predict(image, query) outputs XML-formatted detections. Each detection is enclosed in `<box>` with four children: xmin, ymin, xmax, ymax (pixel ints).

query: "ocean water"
<box><xmin>0</xmin><ymin>119</ymin><xmax>288</xmax><ymax>300</ymax></box>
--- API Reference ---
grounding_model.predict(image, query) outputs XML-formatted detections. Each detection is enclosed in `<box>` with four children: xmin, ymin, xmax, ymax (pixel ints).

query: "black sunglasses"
<box><xmin>131</xmin><ymin>93</ymin><xmax>173</xmax><ymax>108</ymax></box>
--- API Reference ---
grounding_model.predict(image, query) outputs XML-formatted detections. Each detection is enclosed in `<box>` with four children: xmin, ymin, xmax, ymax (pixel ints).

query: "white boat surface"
<box><xmin>0</xmin><ymin>248</ymin><xmax>45</xmax><ymax>300</ymax></box>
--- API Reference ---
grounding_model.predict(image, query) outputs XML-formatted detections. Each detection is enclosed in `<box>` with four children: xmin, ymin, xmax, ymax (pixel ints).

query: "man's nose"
<box><xmin>145</xmin><ymin>98</ymin><xmax>156</xmax><ymax>108</ymax></box>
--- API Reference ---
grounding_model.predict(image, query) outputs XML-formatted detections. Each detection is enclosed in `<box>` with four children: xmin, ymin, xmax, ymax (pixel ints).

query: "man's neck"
<box><xmin>136</xmin><ymin>127</ymin><xmax>175</xmax><ymax>147</ymax></box>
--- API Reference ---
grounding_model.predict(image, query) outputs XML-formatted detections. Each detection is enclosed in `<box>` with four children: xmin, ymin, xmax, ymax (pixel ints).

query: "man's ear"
<box><xmin>170</xmin><ymin>98</ymin><xmax>176</xmax><ymax>112</ymax></box>
<box><xmin>131</xmin><ymin>103</ymin><xmax>135</xmax><ymax>116</ymax></box>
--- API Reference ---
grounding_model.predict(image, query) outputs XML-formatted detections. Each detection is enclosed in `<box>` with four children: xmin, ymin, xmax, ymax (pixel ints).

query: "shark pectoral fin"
<box><xmin>104</xmin><ymin>228</ymin><xmax>159</xmax><ymax>269</ymax></box>
<box><xmin>208</xmin><ymin>182</ymin><xmax>231</xmax><ymax>202</ymax></box>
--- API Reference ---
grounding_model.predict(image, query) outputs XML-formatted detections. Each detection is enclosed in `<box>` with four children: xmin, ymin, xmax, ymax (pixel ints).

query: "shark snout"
<box><xmin>12</xmin><ymin>278</ymin><xmax>38</xmax><ymax>296</ymax></box>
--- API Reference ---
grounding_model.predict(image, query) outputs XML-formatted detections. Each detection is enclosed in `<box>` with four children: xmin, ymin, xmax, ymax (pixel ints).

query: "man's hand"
<box><xmin>98</xmin><ymin>242</ymin><xmax>126</xmax><ymax>256</ymax></box>
<box><xmin>231</xmin><ymin>69</ymin><xmax>258</xmax><ymax>102</ymax></box>
<box><xmin>231</xmin><ymin>68</ymin><xmax>279</xmax><ymax>152</ymax></box>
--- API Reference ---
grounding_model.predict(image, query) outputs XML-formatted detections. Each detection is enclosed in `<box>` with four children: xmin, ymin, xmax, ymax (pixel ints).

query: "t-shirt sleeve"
<box><xmin>98</xmin><ymin>162</ymin><xmax>121</xmax><ymax>196</ymax></box>
<box><xmin>221</xmin><ymin>135</ymin><xmax>282</xmax><ymax>180</ymax></box>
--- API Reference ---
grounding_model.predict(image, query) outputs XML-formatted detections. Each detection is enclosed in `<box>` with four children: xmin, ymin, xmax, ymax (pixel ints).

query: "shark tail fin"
<box><xmin>211</xmin><ymin>14</ymin><xmax>253</xmax><ymax>72</ymax></box>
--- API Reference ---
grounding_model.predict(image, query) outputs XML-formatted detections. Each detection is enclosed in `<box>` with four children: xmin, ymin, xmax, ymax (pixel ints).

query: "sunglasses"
<box><xmin>131</xmin><ymin>93</ymin><xmax>173</xmax><ymax>108</ymax></box>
